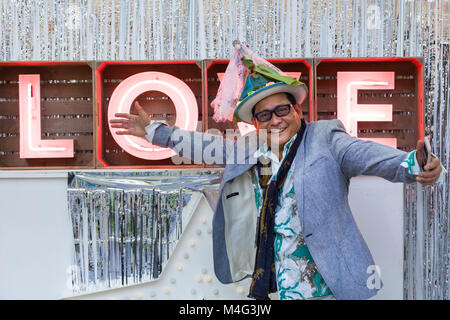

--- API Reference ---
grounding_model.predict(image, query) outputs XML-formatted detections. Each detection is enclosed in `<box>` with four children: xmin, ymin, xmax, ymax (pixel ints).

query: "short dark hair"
<box><xmin>251</xmin><ymin>92</ymin><xmax>297</xmax><ymax>116</ymax></box>
<box><xmin>285</xmin><ymin>93</ymin><xmax>297</xmax><ymax>106</ymax></box>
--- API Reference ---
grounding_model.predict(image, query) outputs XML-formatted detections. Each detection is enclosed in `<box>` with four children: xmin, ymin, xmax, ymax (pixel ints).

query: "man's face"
<box><xmin>252</xmin><ymin>92</ymin><xmax>303</xmax><ymax>150</ymax></box>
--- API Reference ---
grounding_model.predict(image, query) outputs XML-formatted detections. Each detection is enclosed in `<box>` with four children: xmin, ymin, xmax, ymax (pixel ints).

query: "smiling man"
<box><xmin>252</xmin><ymin>93</ymin><xmax>301</xmax><ymax>160</ymax></box>
<box><xmin>110</xmin><ymin>54</ymin><xmax>445</xmax><ymax>300</ymax></box>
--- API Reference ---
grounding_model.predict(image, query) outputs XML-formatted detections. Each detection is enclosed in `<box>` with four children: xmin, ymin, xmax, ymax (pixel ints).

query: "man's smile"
<box><xmin>269</xmin><ymin>127</ymin><xmax>288</xmax><ymax>134</ymax></box>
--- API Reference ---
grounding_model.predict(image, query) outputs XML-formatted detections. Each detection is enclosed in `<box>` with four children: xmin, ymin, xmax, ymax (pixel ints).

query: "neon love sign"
<box><xmin>6</xmin><ymin>58</ymin><xmax>422</xmax><ymax>168</ymax></box>
<box><xmin>16</xmin><ymin>70</ymin><xmax>398</xmax><ymax>159</ymax></box>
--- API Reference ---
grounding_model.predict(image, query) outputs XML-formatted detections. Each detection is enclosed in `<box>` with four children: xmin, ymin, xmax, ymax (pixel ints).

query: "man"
<box><xmin>110</xmin><ymin>57</ymin><xmax>444</xmax><ymax>300</ymax></box>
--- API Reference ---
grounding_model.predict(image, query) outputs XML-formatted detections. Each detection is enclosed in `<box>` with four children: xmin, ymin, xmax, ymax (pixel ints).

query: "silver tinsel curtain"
<box><xmin>0</xmin><ymin>0</ymin><xmax>448</xmax><ymax>299</ymax></box>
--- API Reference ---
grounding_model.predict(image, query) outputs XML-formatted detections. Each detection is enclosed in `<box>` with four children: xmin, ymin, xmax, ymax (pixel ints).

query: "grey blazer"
<box><xmin>149</xmin><ymin>119</ymin><xmax>416</xmax><ymax>300</ymax></box>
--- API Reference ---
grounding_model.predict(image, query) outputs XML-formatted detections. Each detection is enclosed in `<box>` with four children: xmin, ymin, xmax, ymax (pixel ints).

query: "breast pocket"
<box><xmin>225</xmin><ymin>192</ymin><xmax>240</xmax><ymax>199</ymax></box>
<box><xmin>306</xmin><ymin>155</ymin><xmax>331</xmax><ymax>169</ymax></box>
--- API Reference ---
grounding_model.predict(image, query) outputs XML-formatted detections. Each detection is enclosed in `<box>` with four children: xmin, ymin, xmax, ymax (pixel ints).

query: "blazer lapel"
<box><xmin>223</xmin><ymin>163</ymin><xmax>255</xmax><ymax>183</ymax></box>
<box><xmin>293</xmin><ymin>123</ymin><xmax>309</xmax><ymax>232</ymax></box>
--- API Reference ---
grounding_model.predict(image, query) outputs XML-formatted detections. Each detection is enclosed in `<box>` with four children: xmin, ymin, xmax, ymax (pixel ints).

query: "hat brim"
<box><xmin>234</xmin><ymin>82</ymin><xmax>308</xmax><ymax>124</ymax></box>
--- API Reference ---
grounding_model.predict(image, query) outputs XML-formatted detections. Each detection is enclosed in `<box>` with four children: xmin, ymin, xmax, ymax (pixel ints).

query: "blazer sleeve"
<box><xmin>145</xmin><ymin>123</ymin><xmax>236</xmax><ymax>167</ymax></box>
<box><xmin>327</xmin><ymin>119</ymin><xmax>417</xmax><ymax>184</ymax></box>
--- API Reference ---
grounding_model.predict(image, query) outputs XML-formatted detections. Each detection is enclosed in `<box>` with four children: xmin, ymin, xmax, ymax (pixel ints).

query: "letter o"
<box><xmin>108</xmin><ymin>71</ymin><xmax>198</xmax><ymax>160</ymax></box>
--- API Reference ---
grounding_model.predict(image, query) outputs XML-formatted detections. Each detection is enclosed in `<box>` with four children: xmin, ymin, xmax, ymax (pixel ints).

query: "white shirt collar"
<box><xmin>252</xmin><ymin>133</ymin><xmax>297</xmax><ymax>175</ymax></box>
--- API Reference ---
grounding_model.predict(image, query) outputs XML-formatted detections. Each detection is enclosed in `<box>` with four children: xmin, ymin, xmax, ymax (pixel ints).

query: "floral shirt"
<box><xmin>252</xmin><ymin>134</ymin><xmax>333</xmax><ymax>300</ymax></box>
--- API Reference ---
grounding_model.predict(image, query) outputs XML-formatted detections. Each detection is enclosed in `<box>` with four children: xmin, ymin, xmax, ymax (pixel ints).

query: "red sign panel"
<box><xmin>95</xmin><ymin>61</ymin><xmax>203</xmax><ymax>168</ymax></box>
<box><xmin>315</xmin><ymin>58</ymin><xmax>423</xmax><ymax>151</ymax></box>
<box><xmin>0</xmin><ymin>62</ymin><xmax>94</xmax><ymax>168</ymax></box>
<box><xmin>0</xmin><ymin>58</ymin><xmax>423</xmax><ymax>169</ymax></box>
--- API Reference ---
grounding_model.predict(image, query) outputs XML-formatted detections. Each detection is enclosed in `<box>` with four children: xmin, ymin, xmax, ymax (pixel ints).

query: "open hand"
<box><xmin>415</xmin><ymin>140</ymin><xmax>442</xmax><ymax>186</ymax></box>
<box><xmin>109</xmin><ymin>101</ymin><xmax>150</xmax><ymax>138</ymax></box>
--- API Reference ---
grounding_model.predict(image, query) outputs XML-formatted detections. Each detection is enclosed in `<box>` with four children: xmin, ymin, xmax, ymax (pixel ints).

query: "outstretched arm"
<box><xmin>328</xmin><ymin>119</ymin><xmax>444</xmax><ymax>185</ymax></box>
<box><xmin>109</xmin><ymin>101</ymin><xmax>235</xmax><ymax>167</ymax></box>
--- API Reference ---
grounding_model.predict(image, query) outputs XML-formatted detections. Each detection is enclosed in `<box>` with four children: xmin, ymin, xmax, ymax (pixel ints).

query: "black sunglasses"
<box><xmin>253</xmin><ymin>104</ymin><xmax>292</xmax><ymax>122</ymax></box>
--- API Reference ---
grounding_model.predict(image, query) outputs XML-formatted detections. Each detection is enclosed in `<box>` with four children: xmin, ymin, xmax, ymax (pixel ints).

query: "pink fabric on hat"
<box><xmin>211</xmin><ymin>42</ymin><xmax>287</xmax><ymax>123</ymax></box>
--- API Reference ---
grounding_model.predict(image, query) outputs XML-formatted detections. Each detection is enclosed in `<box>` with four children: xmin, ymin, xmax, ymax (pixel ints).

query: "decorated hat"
<box><xmin>210</xmin><ymin>41</ymin><xmax>308</xmax><ymax>125</ymax></box>
<box><xmin>233</xmin><ymin>56</ymin><xmax>308</xmax><ymax>124</ymax></box>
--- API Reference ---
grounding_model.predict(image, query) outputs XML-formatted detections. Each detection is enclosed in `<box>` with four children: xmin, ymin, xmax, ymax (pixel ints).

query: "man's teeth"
<box><xmin>270</xmin><ymin>128</ymin><xmax>286</xmax><ymax>133</ymax></box>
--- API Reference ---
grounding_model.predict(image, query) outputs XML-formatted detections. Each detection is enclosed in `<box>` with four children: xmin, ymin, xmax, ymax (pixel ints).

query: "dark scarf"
<box><xmin>248</xmin><ymin>118</ymin><xmax>306</xmax><ymax>300</ymax></box>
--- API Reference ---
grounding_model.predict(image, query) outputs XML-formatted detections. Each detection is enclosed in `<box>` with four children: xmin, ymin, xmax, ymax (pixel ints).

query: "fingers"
<box><xmin>418</xmin><ymin>163</ymin><xmax>442</xmax><ymax>178</ymax></box>
<box><xmin>110</xmin><ymin>123</ymin><xmax>128</xmax><ymax>129</ymax></box>
<box><xmin>113</xmin><ymin>113</ymin><xmax>132</xmax><ymax>119</ymax></box>
<box><xmin>416</xmin><ymin>176</ymin><xmax>438</xmax><ymax>185</ymax></box>
<box><xmin>413</xmin><ymin>140</ymin><xmax>443</xmax><ymax>186</ymax></box>
<box><xmin>110</xmin><ymin>120</ymin><xmax>129</xmax><ymax>130</ymax></box>
<box><xmin>418</xmin><ymin>171</ymin><xmax>439</xmax><ymax>179</ymax></box>
<box><xmin>109</xmin><ymin>118</ymin><xmax>128</xmax><ymax>124</ymax></box>
<box><xmin>110</xmin><ymin>114</ymin><xmax>137</xmax><ymax>128</ymax></box>
<box><xmin>424</xmin><ymin>156</ymin><xmax>439</xmax><ymax>171</ymax></box>
<box><xmin>417</xmin><ymin>164</ymin><xmax>442</xmax><ymax>185</ymax></box>
<box><xmin>134</xmin><ymin>101</ymin><xmax>147</xmax><ymax>116</ymax></box>
<box><xmin>111</xmin><ymin>103</ymin><xmax>149</xmax><ymax>125</ymax></box>
<box><xmin>134</xmin><ymin>101</ymin><xmax>151</xmax><ymax>125</ymax></box>
<box><xmin>419</xmin><ymin>158</ymin><xmax>441</xmax><ymax>175</ymax></box>
<box><xmin>416</xmin><ymin>173</ymin><xmax>438</xmax><ymax>184</ymax></box>
<box><xmin>115</xmin><ymin>130</ymin><xmax>132</xmax><ymax>135</ymax></box>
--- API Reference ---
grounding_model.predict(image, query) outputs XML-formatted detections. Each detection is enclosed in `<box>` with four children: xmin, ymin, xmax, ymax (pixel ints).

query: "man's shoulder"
<box><xmin>307</xmin><ymin>119</ymin><xmax>345</xmax><ymax>140</ymax></box>
<box><xmin>308</xmin><ymin>119</ymin><xmax>344</xmax><ymax>130</ymax></box>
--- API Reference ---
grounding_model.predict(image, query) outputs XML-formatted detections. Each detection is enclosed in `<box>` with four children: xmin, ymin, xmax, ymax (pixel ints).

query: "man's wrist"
<box><xmin>401</xmin><ymin>150</ymin><xmax>421</xmax><ymax>175</ymax></box>
<box><xmin>144</xmin><ymin>120</ymin><xmax>167</xmax><ymax>143</ymax></box>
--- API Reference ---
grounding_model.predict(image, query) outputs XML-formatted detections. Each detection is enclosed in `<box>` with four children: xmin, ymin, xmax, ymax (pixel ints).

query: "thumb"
<box><xmin>416</xmin><ymin>140</ymin><xmax>424</xmax><ymax>150</ymax></box>
<box><xmin>134</xmin><ymin>101</ymin><xmax>149</xmax><ymax>119</ymax></box>
<box><xmin>415</xmin><ymin>140</ymin><xmax>426</xmax><ymax>169</ymax></box>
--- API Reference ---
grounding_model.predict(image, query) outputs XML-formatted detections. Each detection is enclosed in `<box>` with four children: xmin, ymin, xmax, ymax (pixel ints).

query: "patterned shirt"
<box><xmin>252</xmin><ymin>134</ymin><xmax>333</xmax><ymax>300</ymax></box>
